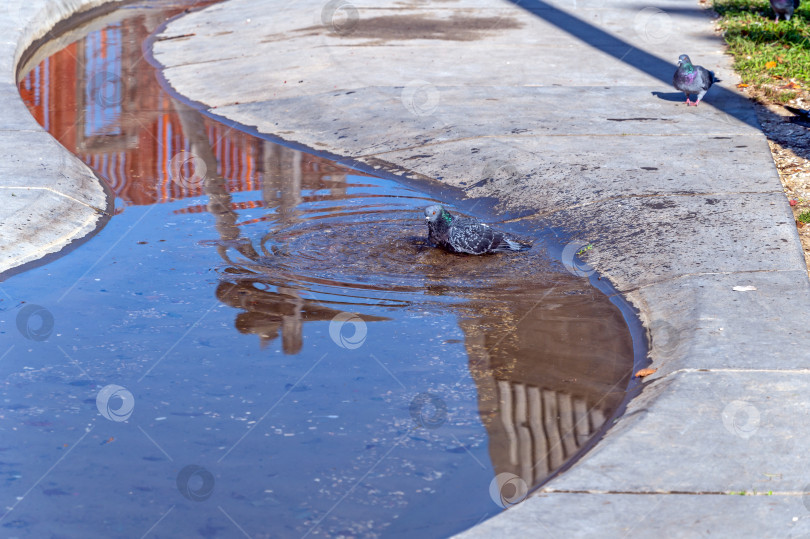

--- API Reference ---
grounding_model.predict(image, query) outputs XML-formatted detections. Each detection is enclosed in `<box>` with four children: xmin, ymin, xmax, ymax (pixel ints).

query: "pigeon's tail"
<box><xmin>496</xmin><ymin>238</ymin><xmax>532</xmax><ymax>252</ymax></box>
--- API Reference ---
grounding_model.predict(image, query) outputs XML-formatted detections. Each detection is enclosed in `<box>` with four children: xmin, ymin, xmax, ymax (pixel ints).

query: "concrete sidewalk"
<box><xmin>150</xmin><ymin>0</ymin><xmax>810</xmax><ymax>535</ymax></box>
<box><xmin>0</xmin><ymin>0</ymin><xmax>119</xmax><ymax>278</ymax></box>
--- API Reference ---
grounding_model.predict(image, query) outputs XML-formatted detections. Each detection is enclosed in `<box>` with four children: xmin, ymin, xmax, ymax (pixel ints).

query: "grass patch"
<box><xmin>798</xmin><ymin>210</ymin><xmax>810</xmax><ymax>223</ymax></box>
<box><xmin>713</xmin><ymin>0</ymin><xmax>810</xmax><ymax>102</ymax></box>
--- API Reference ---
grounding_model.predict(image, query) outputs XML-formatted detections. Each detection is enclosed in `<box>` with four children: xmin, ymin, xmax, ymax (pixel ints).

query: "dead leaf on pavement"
<box><xmin>635</xmin><ymin>368</ymin><xmax>658</xmax><ymax>378</ymax></box>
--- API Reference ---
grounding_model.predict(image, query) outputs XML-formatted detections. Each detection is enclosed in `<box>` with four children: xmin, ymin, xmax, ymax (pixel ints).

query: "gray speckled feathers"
<box><xmin>673</xmin><ymin>54</ymin><xmax>715</xmax><ymax>106</ymax></box>
<box><xmin>770</xmin><ymin>0</ymin><xmax>800</xmax><ymax>21</ymax></box>
<box><xmin>424</xmin><ymin>205</ymin><xmax>531</xmax><ymax>255</ymax></box>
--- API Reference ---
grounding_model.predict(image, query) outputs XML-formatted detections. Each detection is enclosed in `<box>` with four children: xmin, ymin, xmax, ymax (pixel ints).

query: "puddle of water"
<box><xmin>3</xmin><ymin>1</ymin><xmax>639</xmax><ymax>537</ymax></box>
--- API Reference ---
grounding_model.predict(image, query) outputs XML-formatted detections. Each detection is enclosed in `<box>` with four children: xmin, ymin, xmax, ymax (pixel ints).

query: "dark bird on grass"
<box><xmin>424</xmin><ymin>205</ymin><xmax>531</xmax><ymax>255</ymax></box>
<box><xmin>770</xmin><ymin>0</ymin><xmax>800</xmax><ymax>22</ymax></box>
<box><xmin>673</xmin><ymin>54</ymin><xmax>715</xmax><ymax>107</ymax></box>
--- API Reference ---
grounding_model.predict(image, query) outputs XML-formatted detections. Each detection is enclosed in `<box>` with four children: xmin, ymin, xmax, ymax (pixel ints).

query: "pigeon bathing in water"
<box><xmin>673</xmin><ymin>54</ymin><xmax>715</xmax><ymax>107</ymax></box>
<box><xmin>424</xmin><ymin>205</ymin><xmax>531</xmax><ymax>255</ymax></box>
<box><xmin>770</xmin><ymin>0</ymin><xmax>800</xmax><ymax>21</ymax></box>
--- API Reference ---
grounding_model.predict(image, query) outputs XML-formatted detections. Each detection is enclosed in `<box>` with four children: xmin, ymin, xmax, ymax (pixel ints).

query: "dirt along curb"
<box><xmin>150</xmin><ymin>0</ymin><xmax>810</xmax><ymax>535</ymax></box>
<box><xmin>0</xmin><ymin>0</ymin><xmax>123</xmax><ymax>279</ymax></box>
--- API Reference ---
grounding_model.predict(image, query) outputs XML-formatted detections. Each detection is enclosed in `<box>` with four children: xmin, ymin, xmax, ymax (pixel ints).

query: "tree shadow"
<box><xmin>755</xmin><ymin>102</ymin><xmax>810</xmax><ymax>164</ymax></box>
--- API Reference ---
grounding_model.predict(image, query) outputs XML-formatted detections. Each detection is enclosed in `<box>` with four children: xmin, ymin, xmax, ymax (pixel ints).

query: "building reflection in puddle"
<box><xmin>459</xmin><ymin>296</ymin><xmax>631</xmax><ymax>490</ymax></box>
<box><xmin>18</xmin><ymin>0</ymin><xmax>634</xmax><ymax>514</ymax></box>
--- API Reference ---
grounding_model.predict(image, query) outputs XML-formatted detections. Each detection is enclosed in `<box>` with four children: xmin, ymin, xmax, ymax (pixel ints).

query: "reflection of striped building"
<box><xmin>460</xmin><ymin>297</ymin><xmax>632</xmax><ymax>491</ymax></box>
<box><xmin>17</xmin><ymin>5</ymin><xmax>351</xmax><ymax>210</ymax></box>
<box><xmin>19</xmin><ymin>27</ymin><xmax>263</xmax><ymax>207</ymax></box>
<box><xmin>495</xmin><ymin>381</ymin><xmax>607</xmax><ymax>484</ymax></box>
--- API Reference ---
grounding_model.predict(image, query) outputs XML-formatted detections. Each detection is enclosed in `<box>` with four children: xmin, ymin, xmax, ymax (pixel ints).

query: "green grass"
<box><xmin>727</xmin><ymin>489</ymin><xmax>775</xmax><ymax>495</ymax></box>
<box><xmin>798</xmin><ymin>210</ymin><xmax>810</xmax><ymax>223</ymax></box>
<box><xmin>713</xmin><ymin>0</ymin><xmax>810</xmax><ymax>101</ymax></box>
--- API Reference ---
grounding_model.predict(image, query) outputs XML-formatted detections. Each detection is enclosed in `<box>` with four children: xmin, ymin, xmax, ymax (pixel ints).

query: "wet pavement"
<box><xmin>0</xmin><ymin>2</ymin><xmax>641</xmax><ymax>537</ymax></box>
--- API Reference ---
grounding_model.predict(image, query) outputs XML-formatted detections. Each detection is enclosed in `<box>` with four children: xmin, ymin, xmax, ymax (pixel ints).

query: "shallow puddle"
<box><xmin>3</xmin><ymin>1</ymin><xmax>639</xmax><ymax>537</ymax></box>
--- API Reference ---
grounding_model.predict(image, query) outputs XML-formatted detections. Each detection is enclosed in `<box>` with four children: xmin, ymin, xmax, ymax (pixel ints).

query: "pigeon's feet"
<box><xmin>693</xmin><ymin>100</ymin><xmax>701</xmax><ymax>107</ymax></box>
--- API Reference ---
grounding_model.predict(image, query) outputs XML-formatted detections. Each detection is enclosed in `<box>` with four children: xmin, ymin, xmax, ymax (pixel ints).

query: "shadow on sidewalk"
<box><xmin>506</xmin><ymin>0</ymin><xmax>760</xmax><ymax>130</ymax></box>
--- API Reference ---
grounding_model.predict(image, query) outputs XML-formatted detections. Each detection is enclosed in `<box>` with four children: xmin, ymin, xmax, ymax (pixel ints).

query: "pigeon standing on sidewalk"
<box><xmin>424</xmin><ymin>205</ymin><xmax>531</xmax><ymax>255</ymax></box>
<box><xmin>673</xmin><ymin>54</ymin><xmax>715</xmax><ymax>107</ymax></box>
<box><xmin>770</xmin><ymin>0</ymin><xmax>800</xmax><ymax>22</ymax></box>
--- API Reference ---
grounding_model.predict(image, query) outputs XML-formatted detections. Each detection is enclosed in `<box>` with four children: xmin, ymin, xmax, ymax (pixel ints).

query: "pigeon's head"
<box><xmin>424</xmin><ymin>204</ymin><xmax>445</xmax><ymax>223</ymax></box>
<box><xmin>677</xmin><ymin>54</ymin><xmax>691</xmax><ymax>66</ymax></box>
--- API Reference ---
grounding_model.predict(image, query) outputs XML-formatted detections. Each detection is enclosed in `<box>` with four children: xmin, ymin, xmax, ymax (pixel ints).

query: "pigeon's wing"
<box><xmin>448</xmin><ymin>219</ymin><xmax>497</xmax><ymax>254</ymax></box>
<box><xmin>672</xmin><ymin>67</ymin><xmax>688</xmax><ymax>92</ymax></box>
<box><xmin>698</xmin><ymin>66</ymin><xmax>714</xmax><ymax>90</ymax></box>
<box><xmin>491</xmin><ymin>235</ymin><xmax>532</xmax><ymax>252</ymax></box>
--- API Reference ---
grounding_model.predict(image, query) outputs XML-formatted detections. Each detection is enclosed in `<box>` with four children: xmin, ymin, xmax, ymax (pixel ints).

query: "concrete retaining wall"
<box><xmin>0</xmin><ymin>0</ymin><xmax>120</xmax><ymax>278</ymax></box>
